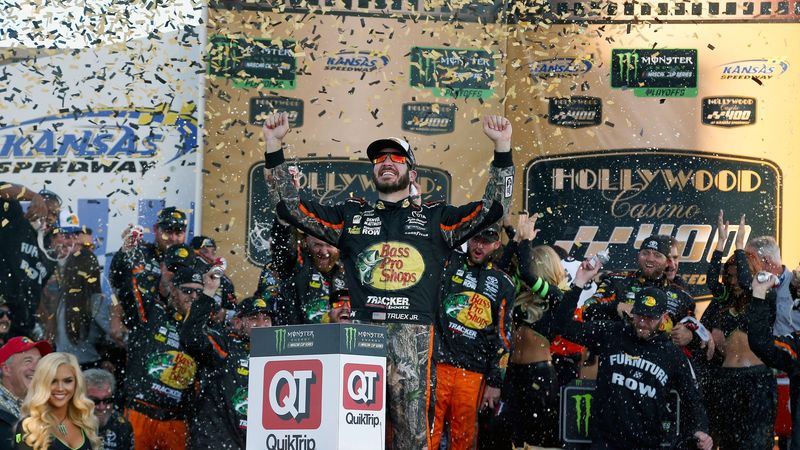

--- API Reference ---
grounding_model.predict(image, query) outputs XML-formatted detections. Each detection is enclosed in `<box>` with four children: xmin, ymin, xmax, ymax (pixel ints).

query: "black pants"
<box><xmin>496</xmin><ymin>361</ymin><xmax>561</xmax><ymax>448</ymax></box>
<box><xmin>717</xmin><ymin>365</ymin><xmax>776</xmax><ymax>450</ymax></box>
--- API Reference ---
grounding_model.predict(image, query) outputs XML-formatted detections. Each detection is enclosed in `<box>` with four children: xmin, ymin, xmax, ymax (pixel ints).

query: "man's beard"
<box><xmin>373</xmin><ymin>170</ymin><xmax>411</xmax><ymax>194</ymax></box>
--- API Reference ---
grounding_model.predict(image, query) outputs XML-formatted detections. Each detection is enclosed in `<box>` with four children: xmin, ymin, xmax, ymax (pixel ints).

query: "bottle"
<box><xmin>589</xmin><ymin>249</ymin><xmax>610</xmax><ymax>270</ymax></box>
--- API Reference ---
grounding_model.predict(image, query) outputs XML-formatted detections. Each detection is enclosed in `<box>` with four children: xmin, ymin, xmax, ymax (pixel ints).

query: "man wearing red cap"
<box><xmin>261</xmin><ymin>112</ymin><xmax>514</xmax><ymax>450</ymax></box>
<box><xmin>0</xmin><ymin>336</ymin><xmax>52</xmax><ymax>446</ymax></box>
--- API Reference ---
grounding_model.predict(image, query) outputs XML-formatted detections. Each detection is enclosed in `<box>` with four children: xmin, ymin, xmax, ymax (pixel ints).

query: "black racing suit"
<box><xmin>0</xmin><ymin>195</ymin><xmax>49</xmax><ymax>337</ymax></box>
<box><xmin>109</xmin><ymin>242</ymin><xmax>163</xmax><ymax>328</ymax></box>
<box><xmin>264</xmin><ymin>219</ymin><xmax>346</xmax><ymax>324</ymax></box>
<box><xmin>120</xmin><ymin>287</ymin><xmax>197</xmax><ymax>421</ymax></box>
<box><xmin>100</xmin><ymin>410</ymin><xmax>135</xmax><ymax>450</ymax></box>
<box><xmin>583</xmin><ymin>271</ymin><xmax>696</xmax><ymax>329</ymax></box>
<box><xmin>180</xmin><ymin>294</ymin><xmax>250</xmax><ymax>450</ymax></box>
<box><xmin>747</xmin><ymin>290</ymin><xmax>800</xmax><ymax>450</ymax></box>
<box><xmin>435</xmin><ymin>252</ymin><xmax>515</xmax><ymax>386</ymax></box>
<box><xmin>264</xmin><ymin>147</ymin><xmax>513</xmax><ymax>450</ymax></box>
<box><xmin>556</xmin><ymin>285</ymin><xmax>709</xmax><ymax>448</ymax></box>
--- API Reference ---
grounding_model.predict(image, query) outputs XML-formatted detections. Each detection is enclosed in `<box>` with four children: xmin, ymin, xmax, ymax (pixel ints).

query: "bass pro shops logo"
<box><xmin>342</xmin><ymin>363</ymin><xmax>384</xmax><ymax>411</ymax></box>
<box><xmin>263</xmin><ymin>360</ymin><xmax>323</xmax><ymax>429</ymax></box>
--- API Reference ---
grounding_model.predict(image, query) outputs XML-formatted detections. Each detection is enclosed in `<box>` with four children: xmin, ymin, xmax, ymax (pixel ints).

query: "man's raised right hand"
<box><xmin>262</xmin><ymin>112</ymin><xmax>290</xmax><ymax>153</ymax></box>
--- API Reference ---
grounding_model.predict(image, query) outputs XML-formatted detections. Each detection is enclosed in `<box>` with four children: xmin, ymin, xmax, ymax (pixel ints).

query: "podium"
<box><xmin>247</xmin><ymin>323</ymin><xmax>388</xmax><ymax>450</ymax></box>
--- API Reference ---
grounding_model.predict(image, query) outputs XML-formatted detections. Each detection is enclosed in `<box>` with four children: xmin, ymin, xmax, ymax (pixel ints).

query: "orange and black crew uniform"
<box><xmin>432</xmin><ymin>250</ymin><xmax>515</xmax><ymax>450</ymax></box>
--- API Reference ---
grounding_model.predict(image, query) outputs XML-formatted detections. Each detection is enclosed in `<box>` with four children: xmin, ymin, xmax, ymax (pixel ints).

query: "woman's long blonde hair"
<box><xmin>515</xmin><ymin>245</ymin><xmax>567</xmax><ymax>323</ymax></box>
<box><xmin>20</xmin><ymin>352</ymin><xmax>101</xmax><ymax>450</ymax></box>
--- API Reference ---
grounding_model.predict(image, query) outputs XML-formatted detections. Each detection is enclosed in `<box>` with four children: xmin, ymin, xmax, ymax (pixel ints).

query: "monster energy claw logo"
<box><xmin>573</xmin><ymin>393</ymin><xmax>592</xmax><ymax>436</ymax></box>
<box><xmin>618</xmin><ymin>52</ymin><xmax>639</xmax><ymax>84</ymax></box>
<box><xmin>345</xmin><ymin>327</ymin><xmax>357</xmax><ymax>351</ymax></box>
<box><xmin>275</xmin><ymin>328</ymin><xmax>287</xmax><ymax>353</ymax></box>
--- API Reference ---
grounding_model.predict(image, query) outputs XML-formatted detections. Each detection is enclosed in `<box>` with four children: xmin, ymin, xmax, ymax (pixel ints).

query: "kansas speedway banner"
<box><xmin>0</xmin><ymin>9</ymin><xmax>204</xmax><ymax>266</ymax></box>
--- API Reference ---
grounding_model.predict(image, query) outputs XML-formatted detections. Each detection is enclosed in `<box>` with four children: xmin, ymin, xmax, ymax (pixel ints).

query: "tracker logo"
<box><xmin>343</xmin><ymin>363</ymin><xmax>384</xmax><ymax>411</ymax></box>
<box><xmin>263</xmin><ymin>360</ymin><xmax>323</xmax><ymax>429</ymax></box>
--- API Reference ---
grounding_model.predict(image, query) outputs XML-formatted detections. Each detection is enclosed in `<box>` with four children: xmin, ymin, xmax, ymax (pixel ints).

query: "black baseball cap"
<box><xmin>164</xmin><ymin>244</ymin><xmax>195</xmax><ymax>272</ymax></box>
<box><xmin>172</xmin><ymin>267</ymin><xmax>204</xmax><ymax>286</ymax></box>
<box><xmin>157</xmin><ymin>207</ymin><xmax>188</xmax><ymax>230</ymax></box>
<box><xmin>631</xmin><ymin>287</ymin><xmax>669</xmax><ymax>318</ymax></box>
<box><xmin>329</xmin><ymin>289</ymin><xmax>351</xmax><ymax>307</ymax></box>
<box><xmin>191</xmin><ymin>236</ymin><xmax>216</xmax><ymax>250</ymax></box>
<box><xmin>235</xmin><ymin>296</ymin><xmax>275</xmax><ymax>317</ymax></box>
<box><xmin>639</xmin><ymin>235</ymin><xmax>671</xmax><ymax>257</ymax></box>
<box><xmin>366</xmin><ymin>137</ymin><xmax>416</xmax><ymax>167</ymax></box>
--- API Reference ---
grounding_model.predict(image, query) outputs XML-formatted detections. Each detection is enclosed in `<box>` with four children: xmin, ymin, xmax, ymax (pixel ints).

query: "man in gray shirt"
<box><xmin>746</xmin><ymin>235</ymin><xmax>800</xmax><ymax>335</ymax></box>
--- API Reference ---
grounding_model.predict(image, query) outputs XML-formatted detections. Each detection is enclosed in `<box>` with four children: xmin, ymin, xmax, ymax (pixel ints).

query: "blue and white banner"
<box><xmin>1</xmin><ymin>14</ymin><xmax>205</xmax><ymax>290</ymax></box>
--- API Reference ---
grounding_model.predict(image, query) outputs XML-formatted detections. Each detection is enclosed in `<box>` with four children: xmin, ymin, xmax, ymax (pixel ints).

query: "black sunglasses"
<box><xmin>89</xmin><ymin>396</ymin><xmax>115</xmax><ymax>406</ymax></box>
<box><xmin>0</xmin><ymin>311</ymin><xmax>10</xmax><ymax>319</ymax></box>
<box><xmin>179</xmin><ymin>287</ymin><xmax>203</xmax><ymax>296</ymax></box>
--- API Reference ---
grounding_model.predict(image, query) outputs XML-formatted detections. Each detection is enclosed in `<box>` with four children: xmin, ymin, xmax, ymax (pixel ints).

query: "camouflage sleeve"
<box><xmin>264</xmin><ymin>156</ymin><xmax>344</xmax><ymax>246</ymax></box>
<box><xmin>438</xmin><ymin>155</ymin><xmax>514</xmax><ymax>248</ymax></box>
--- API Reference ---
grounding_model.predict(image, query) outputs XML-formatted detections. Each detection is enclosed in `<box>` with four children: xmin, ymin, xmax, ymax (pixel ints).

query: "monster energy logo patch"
<box><xmin>345</xmin><ymin>327</ymin><xmax>358</xmax><ymax>351</ymax></box>
<box><xmin>611</xmin><ymin>49</ymin><xmax>697</xmax><ymax>97</ymax></box>
<box><xmin>409</xmin><ymin>47</ymin><xmax>495</xmax><ymax>99</ymax></box>
<box><xmin>274</xmin><ymin>328</ymin><xmax>287</xmax><ymax>353</ymax></box>
<box><xmin>573</xmin><ymin>393</ymin><xmax>592</xmax><ymax>436</ymax></box>
<box><xmin>208</xmin><ymin>36</ymin><xmax>296</xmax><ymax>90</ymax></box>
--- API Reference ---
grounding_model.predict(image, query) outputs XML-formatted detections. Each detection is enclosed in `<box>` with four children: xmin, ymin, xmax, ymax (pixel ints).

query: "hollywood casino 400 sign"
<box><xmin>525</xmin><ymin>149</ymin><xmax>781</xmax><ymax>297</ymax></box>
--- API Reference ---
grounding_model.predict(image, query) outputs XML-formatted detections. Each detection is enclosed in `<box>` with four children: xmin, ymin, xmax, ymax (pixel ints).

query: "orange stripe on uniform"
<box><xmin>498</xmin><ymin>299</ymin><xmax>510</xmax><ymax>349</ymax></box>
<box><xmin>208</xmin><ymin>335</ymin><xmax>229</xmax><ymax>358</ymax></box>
<box><xmin>440</xmin><ymin>204</ymin><xmax>483</xmax><ymax>232</ymax></box>
<box><xmin>299</xmin><ymin>203</ymin><xmax>344</xmax><ymax>230</ymax></box>
<box><xmin>775</xmin><ymin>340</ymin><xmax>798</xmax><ymax>359</ymax></box>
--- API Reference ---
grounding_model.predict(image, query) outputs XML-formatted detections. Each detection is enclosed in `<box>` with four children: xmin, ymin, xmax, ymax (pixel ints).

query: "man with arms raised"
<box><xmin>261</xmin><ymin>112</ymin><xmax>514</xmax><ymax>449</ymax></box>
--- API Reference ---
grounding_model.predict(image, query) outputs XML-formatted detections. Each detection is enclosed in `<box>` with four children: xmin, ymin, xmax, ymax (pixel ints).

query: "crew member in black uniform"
<box><xmin>120</xmin><ymin>266</ymin><xmax>201</xmax><ymax>450</ymax></box>
<box><xmin>582</xmin><ymin>235</ymin><xmax>700</xmax><ymax>348</ymax></box>
<box><xmin>265</xmin><ymin>217</ymin><xmax>346</xmax><ymax>324</ymax></box>
<box><xmin>261</xmin><ymin>112</ymin><xmax>514</xmax><ymax>450</ymax></box>
<box><xmin>0</xmin><ymin>182</ymin><xmax>61</xmax><ymax>338</ymax></box>
<box><xmin>557</xmin><ymin>259</ymin><xmax>713</xmax><ymax>449</ymax></box>
<box><xmin>431</xmin><ymin>224</ymin><xmax>516</xmax><ymax>450</ymax></box>
<box><xmin>109</xmin><ymin>206</ymin><xmax>188</xmax><ymax>326</ymax></box>
<box><xmin>747</xmin><ymin>274</ymin><xmax>800</xmax><ymax>450</ymax></box>
<box><xmin>181</xmin><ymin>288</ymin><xmax>274</xmax><ymax>450</ymax></box>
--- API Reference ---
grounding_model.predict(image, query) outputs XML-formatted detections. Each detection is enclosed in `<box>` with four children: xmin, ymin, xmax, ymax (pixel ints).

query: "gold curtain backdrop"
<box><xmin>202</xmin><ymin>1</ymin><xmax>799</xmax><ymax>298</ymax></box>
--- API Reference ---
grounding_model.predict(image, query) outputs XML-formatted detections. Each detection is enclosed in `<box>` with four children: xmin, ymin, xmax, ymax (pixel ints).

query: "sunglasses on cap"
<box><xmin>372</xmin><ymin>154</ymin><xmax>408</xmax><ymax>165</ymax></box>
<box><xmin>179</xmin><ymin>287</ymin><xmax>203</xmax><ymax>296</ymax></box>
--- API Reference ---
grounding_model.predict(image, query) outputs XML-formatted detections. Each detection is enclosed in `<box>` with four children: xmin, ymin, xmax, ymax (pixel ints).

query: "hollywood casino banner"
<box><xmin>204</xmin><ymin>0</ymin><xmax>798</xmax><ymax>300</ymax></box>
<box><xmin>0</xmin><ymin>5</ymin><xmax>204</xmax><ymax>289</ymax></box>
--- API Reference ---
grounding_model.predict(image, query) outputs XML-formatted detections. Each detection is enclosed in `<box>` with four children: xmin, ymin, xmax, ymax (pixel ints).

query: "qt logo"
<box><xmin>263</xmin><ymin>360</ymin><xmax>323</xmax><ymax>429</ymax></box>
<box><xmin>342</xmin><ymin>363</ymin><xmax>383</xmax><ymax>411</ymax></box>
